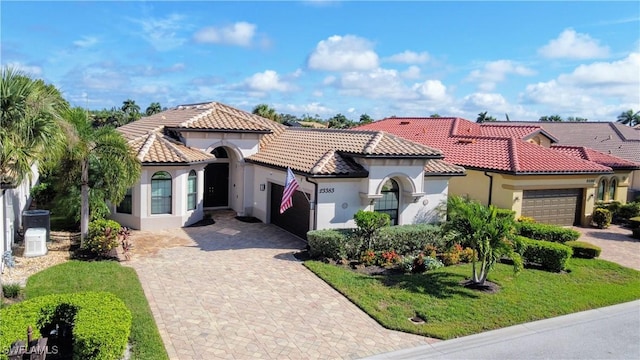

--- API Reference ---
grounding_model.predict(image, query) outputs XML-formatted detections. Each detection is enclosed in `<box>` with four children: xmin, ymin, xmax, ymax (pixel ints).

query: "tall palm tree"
<box><xmin>121</xmin><ymin>99</ymin><xmax>141</xmax><ymax>125</ymax></box>
<box><xmin>59</xmin><ymin>107</ymin><xmax>141</xmax><ymax>243</ymax></box>
<box><xmin>252</xmin><ymin>103</ymin><xmax>280</xmax><ymax>122</ymax></box>
<box><xmin>145</xmin><ymin>102</ymin><xmax>162</xmax><ymax>116</ymax></box>
<box><xmin>1</xmin><ymin>67</ymin><xmax>68</xmax><ymax>185</ymax></box>
<box><xmin>616</xmin><ymin>109</ymin><xmax>640</xmax><ymax>127</ymax></box>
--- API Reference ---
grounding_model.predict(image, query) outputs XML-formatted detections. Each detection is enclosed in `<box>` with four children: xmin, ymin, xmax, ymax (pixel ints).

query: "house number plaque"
<box><xmin>319</xmin><ymin>188</ymin><xmax>335</xmax><ymax>193</ymax></box>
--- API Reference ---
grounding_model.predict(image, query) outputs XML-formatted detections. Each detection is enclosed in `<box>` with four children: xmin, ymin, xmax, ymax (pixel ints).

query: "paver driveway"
<box><xmin>128</xmin><ymin>213</ymin><xmax>434</xmax><ymax>359</ymax></box>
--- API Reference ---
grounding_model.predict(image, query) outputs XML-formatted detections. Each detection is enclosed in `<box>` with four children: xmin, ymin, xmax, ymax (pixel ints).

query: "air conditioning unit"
<box><xmin>24</xmin><ymin>228</ymin><xmax>48</xmax><ymax>257</ymax></box>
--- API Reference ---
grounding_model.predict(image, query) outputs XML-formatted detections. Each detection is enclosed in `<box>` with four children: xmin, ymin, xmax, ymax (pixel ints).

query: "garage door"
<box><xmin>270</xmin><ymin>183</ymin><xmax>310</xmax><ymax>239</ymax></box>
<box><xmin>522</xmin><ymin>189</ymin><xmax>582</xmax><ymax>226</ymax></box>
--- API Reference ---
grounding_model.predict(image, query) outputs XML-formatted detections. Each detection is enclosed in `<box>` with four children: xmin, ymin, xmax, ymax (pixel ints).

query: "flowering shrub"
<box><xmin>440</xmin><ymin>244</ymin><xmax>463</xmax><ymax>266</ymax></box>
<box><xmin>360</xmin><ymin>249</ymin><xmax>377</xmax><ymax>266</ymax></box>
<box><xmin>459</xmin><ymin>247</ymin><xmax>476</xmax><ymax>263</ymax></box>
<box><xmin>84</xmin><ymin>219</ymin><xmax>121</xmax><ymax>257</ymax></box>
<box><xmin>424</xmin><ymin>244</ymin><xmax>438</xmax><ymax>258</ymax></box>
<box><xmin>379</xmin><ymin>250</ymin><xmax>400</xmax><ymax>267</ymax></box>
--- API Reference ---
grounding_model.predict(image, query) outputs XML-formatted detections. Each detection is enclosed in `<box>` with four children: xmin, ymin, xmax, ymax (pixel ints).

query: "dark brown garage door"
<box><xmin>522</xmin><ymin>189</ymin><xmax>582</xmax><ymax>226</ymax></box>
<box><xmin>270</xmin><ymin>183</ymin><xmax>311</xmax><ymax>240</ymax></box>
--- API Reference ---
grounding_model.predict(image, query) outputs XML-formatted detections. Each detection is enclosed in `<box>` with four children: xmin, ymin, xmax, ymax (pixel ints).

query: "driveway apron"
<box><xmin>128</xmin><ymin>215</ymin><xmax>434</xmax><ymax>359</ymax></box>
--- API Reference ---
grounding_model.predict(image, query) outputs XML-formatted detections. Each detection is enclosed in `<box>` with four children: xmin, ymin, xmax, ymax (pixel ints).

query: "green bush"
<box><xmin>84</xmin><ymin>219</ymin><xmax>121</xmax><ymax>256</ymax></box>
<box><xmin>516</xmin><ymin>222</ymin><xmax>580</xmax><ymax>243</ymax></box>
<box><xmin>374</xmin><ymin>224</ymin><xmax>444</xmax><ymax>255</ymax></box>
<box><xmin>629</xmin><ymin>216</ymin><xmax>640</xmax><ymax>229</ymax></box>
<box><xmin>495</xmin><ymin>208</ymin><xmax>516</xmax><ymax>220</ymax></box>
<box><xmin>618</xmin><ymin>202</ymin><xmax>640</xmax><ymax>221</ymax></box>
<box><xmin>592</xmin><ymin>208</ymin><xmax>612</xmax><ymax>229</ymax></box>
<box><xmin>516</xmin><ymin>236</ymin><xmax>573</xmax><ymax>272</ymax></box>
<box><xmin>354</xmin><ymin>210</ymin><xmax>390</xmax><ymax>249</ymax></box>
<box><xmin>632</xmin><ymin>228</ymin><xmax>640</xmax><ymax>240</ymax></box>
<box><xmin>565</xmin><ymin>241</ymin><xmax>601</xmax><ymax>259</ymax></box>
<box><xmin>2</xmin><ymin>283</ymin><xmax>21</xmax><ymax>298</ymax></box>
<box><xmin>0</xmin><ymin>292</ymin><xmax>131</xmax><ymax>360</ymax></box>
<box><xmin>307</xmin><ymin>229</ymin><xmax>347</xmax><ymax>260</ymax></box>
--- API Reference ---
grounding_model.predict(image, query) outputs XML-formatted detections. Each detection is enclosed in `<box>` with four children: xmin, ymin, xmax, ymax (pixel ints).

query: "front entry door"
<box><xmin>204</xmin><ymin>163</ymin><xmax>229</xmax><ymax>207</ymax></box>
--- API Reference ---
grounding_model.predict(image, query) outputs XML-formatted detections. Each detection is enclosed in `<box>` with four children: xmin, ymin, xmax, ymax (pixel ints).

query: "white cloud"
<box><xmin>337</xmin><ymin>68</ymin><xmax>416</xmax><ymax>100</ymax></box>
<box><xmin>280</xmin><ymin>102</ymin><xmax>334</xmax><ymax>115</ymax></box>
<box><xmin>401</xmin><ymin>65</ymin><xmax>422</xmax><ymax>80</ymax></box>
<box><xmin>412</xmin><ymin>80</ymin><xmax>448</xmax><ymax>101</ymax></box>
<box><xmin>385</xmin><ymin>50</ymin><xmax>429</xmax><ymax>64</ymax></box>
<box><xmin>243</xmin><ymin>70</ymin><xmax>293</xmax><ymax>92</ymax></box>
<box><xmin>538</xmin><ymin>28</ymin><xmax>610</xmax><ymax>59</ymax></box>
<box><xmin>462</xmin><ymin>92</ymin><xmax>509</xmax><ymax>111</ymax></box>
<box><xmin>134</xmin><ymin>14</ymin><xmax>187</xmax><ymax>51</ymax></box>
<box><xmin>193</xmin><ymin>22</ymin><xmax>256</xmax><ymax>47</ymax></box>
<box><xmin>467</xmin><ymin>60</ymin><xmax>535</xmax><ymax>91</ymax></box>
<box><xmin>307</xmin><ymin>35</ymin><xmax>379</xmax><ymax>71</ymax></box>
<box><xmin>73</xmin><ymin>36</ymin><xmax>98</xmax><ymax>48</ymax></box>
<box><xmin>523</xmin><ymin>52</ymin><xmax>640</xmax><ymax>107</ymax></box>
<box><xmin>6</xmin><ymin>61</ymin><xmax>42</xmax><ymax>75</ymax></box>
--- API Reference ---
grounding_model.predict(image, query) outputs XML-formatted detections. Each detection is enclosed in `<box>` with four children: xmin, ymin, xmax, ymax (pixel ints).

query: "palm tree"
<box><xmin>121</xmin><ymin>99</ymin><xmax>141</xmax><ymax>125</ymax></box>
<box><xmin>444</xmin><ymin>196</ymin><xmax>522</xmax><ymax>286</ymax></box>
<box><xmin>59</xmin><ymin>107</ymin><xmax>141</xmax><ymax>243</ymax></box>
<box><xmin>476</xmin><ymin>111</ymin><xmax>497</xmax><ymax>123</ymax></box>
<box><xmin>1</xmin><ymin>67</ymin><xmax>68</xmax><ymax>185</ymax></box>
<box><xmin>145</xmin><ymin>102</ymin><xmax>162</xmax><ymax>116</ymax></box>
<box><xmin>539</xmin><ymin>115</ymin><xmax>563</xmax><ymax>122</ymax></box>
<box><xmin>252</xmin><ymin>104</ymin><xmax>280</xmax><ymax>122</ymax></box>
<box><xmin>616</xmin><ymin>109</ymin><xmax>640</xmax><ymax>127</ymax></box>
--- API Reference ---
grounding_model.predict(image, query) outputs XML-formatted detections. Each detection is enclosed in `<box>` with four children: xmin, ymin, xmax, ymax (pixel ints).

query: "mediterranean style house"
<box><xmin>358</xmin><ymin>117</ymin><xmax>640</xmax><ymax>227</ymax></box>
<box><xmin>111</xmin><ymin>102</ymin><xmax>464</xmax><ymax>238</ymax></box>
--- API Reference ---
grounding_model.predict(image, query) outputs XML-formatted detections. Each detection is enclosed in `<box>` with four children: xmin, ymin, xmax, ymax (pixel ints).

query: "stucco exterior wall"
<box><xmin>180</xmin><ymin>132</ymin><xmax>261</xmax><ymax>158</ymax></box>
<box><xmin>449</xmin><ymin>170</ymin><xmax>491</xmax><ymax>204</ymax></box>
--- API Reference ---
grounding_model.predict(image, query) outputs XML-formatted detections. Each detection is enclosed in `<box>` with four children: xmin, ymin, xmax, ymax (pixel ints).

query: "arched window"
<box><xmin>374</xmin><ymin>179</ymin><xmax>399</xmax><ymax>225</ymax></box>
<box><xmin>187</xmin><ymin>170</ymin><xmax>197</xmax><ymax>210</ymax></box>
<box><xmin>151</xmin><ymin>171</ymin><xmax>172</xmax><ymax>214</ymax></box>
<box><xmin>608</xmin><ymin>178</ymin><xmax>617</xmax><ymax>201</ymax></box>
<box><xmin>212</xmin><ymin>147</ymin><xmax>229</xmax><ymax>158</ymax></box>
<box><xmin>597</xmin><ymin>179</ymin><xmax>606</xmax><ymax>202</ymax></box>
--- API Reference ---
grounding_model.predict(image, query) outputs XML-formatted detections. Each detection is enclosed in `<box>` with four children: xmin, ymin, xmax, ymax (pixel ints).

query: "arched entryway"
<box><xmin>204</xmin><ymin>147</ymin><xmax>230</xmax><ymax>208</ymax></box>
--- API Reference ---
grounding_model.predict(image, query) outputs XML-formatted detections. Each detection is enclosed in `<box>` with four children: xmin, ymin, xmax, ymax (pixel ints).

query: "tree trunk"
<box><xmin>471</xmin><ymin>249</ymin><xmax>479</xmax><ymax>283</ymax></box>
<box><xmin>80</xmin><ymin>159</ymin><xmax>89</xmax><ymax>246</ymax></box>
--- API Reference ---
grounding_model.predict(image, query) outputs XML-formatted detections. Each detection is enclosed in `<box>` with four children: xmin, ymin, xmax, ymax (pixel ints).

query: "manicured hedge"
<box><xmin>517</xmin><ymin>236</ymin><xmax>573</xmax><ymax>272</ymax></box>
<box><xmin>0</xmin><ymin>292</ymin><xmax>131</xmax><ymax>360</ymax></box>
<box><xmin>307</xmin><ymin>229</ymin><xmax>347</xmax><ymax>260</ymax></box>
<box><xmin>565</xmin><ymin>241</ymin><xmax>601</xmax><ymax>259</ymax></box>
<box><xmin>629</xmin><ymin>216</ymin><xmax>640</xmax><ymax>229</ymax></box>
<box><xmin>374</xmin><ymin>224</ymin><xmax>444</xmax><ymax>255</ymax></box>
<box><xmin>517</xmin><ymin>222</ymin><xmax>580</xmax><ymax>243</ymax></box>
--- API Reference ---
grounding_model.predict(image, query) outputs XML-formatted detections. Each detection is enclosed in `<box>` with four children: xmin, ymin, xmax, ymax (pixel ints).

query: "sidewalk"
<box><xmin>363</xmin><ymin>300</ymin><xmax>640</xmax><ymax>360</ymax></box>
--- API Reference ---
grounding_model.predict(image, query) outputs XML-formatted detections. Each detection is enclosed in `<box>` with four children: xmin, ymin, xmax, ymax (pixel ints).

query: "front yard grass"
<box><xmin>305</xmin><ymin>258</ymin><xmax>640</xmax><ymax>340</ymax></box>
<box><xmin>25</xmin><ymin>260</ymin><xmax>168</xmax><ymax>360</ymax></box>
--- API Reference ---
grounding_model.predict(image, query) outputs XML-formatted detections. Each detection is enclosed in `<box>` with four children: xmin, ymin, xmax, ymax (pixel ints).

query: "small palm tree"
<box><xmin>60</xmin><ymin>107</ymin><xmax>141</xmax><ymax>243</ymax></box>
<box><xmin>252</xmin><ymin>103</ymin><xmax>280</xmax><ymax>122</ymax></box>
<box><xmin>616</xmin><ymin>109</ymin><xmax>640</xmax><ymax>127</ymax></box>
<box><xmin>121</xmin><ymin>99</ymin><xmax>141</xmax><ymax>125</ymax></box>
<box><xmin>444</xmin><ymin>196</ymin><xmax>522</xmax><ymax>286</ymax></box>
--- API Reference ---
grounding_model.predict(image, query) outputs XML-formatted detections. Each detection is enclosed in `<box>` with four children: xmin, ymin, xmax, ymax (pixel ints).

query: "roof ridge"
<box><xmin>180</xmin><ymin>106</ymin><xmax>216</xmax><ymax>127</ymax></box>
<box><xmin>364</xmin><ymin>132</ymin><xmax>384</xmax><ymax>154</ymax></box>
<box><xmin>158</xmin><ymin>134</ymin><xmax>190</xmax><ymax>162</ymax></box>
<box><xmin>509</xmin><ymin>138</ymin><xmax>521</xmax><ymax>172</ymax></box>
<box><xmin>311</xmin><ymin>149</ymin><xmax>335</xmax><ymax>174</ymax></box>
<box><xmin>137</xmin><ymin>132</ymin><xmax>156</xmax><ymax>161</ymax></box>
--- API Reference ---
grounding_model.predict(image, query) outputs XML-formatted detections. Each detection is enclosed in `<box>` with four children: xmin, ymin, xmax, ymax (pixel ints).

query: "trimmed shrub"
<box><xmin>517</xmin><ymin>216</ymin><xmax>536</xmax><ymax>223</ymax></box>
<box><xmin>565</xmin><ymin>241</ymin><xmax>601</xmax><ymax>259</ymax></box>
<box><xmin>374</xmin><ymin>224</ymin><xmax>444</xmax><ymax>255</ymax></box>
<box><xmin>307</xmin><ymin>229</ymin><xmax>347</xmax><ymax>260</ymax></box>
<box><xmin>592</xmin><ymin>208</ymin><xmax>612</xmax><ymax>229</ymax></box>
<box><xmin>629</xmin><ymin>216</ymin><xmax>640</xmax><ymax>229</ymax></box>
<box><xmin>517</xmin><ymin>222</ymin><xmax>580</xmax><ymax>243</ymax></box>
<box><xmin>354</xmin><ymin>210</ymin><xmax>390</xmax><ymax>249</ymax></box>
<box><xmin>517</xmin><ymin>236</ymin><xmax>573</xmax><ymax>272</ymax></box>
<box><xmin>84</xmin><ymin>219</ymin><xmax>121</xmax><ymax>256</ymax></box>
<box><xmin>0</xmin><ymin>292</ymin><xmax>131</xmax><ymax>360</ymax></box>
<box><xmin>618</xmin><ymin>202</ymin><xmax>640</xmax><ymax>221</ymax></box>
<box><xmin>495</xmin><ymin>208</ymin><xmax>516</xmax><ymax>220</ymax></box>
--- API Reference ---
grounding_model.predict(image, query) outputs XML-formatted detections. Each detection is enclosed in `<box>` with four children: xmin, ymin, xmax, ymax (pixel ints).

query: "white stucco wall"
<box><xmin>180</xmin><ymin>132</ymin><xmax>261</xmax><ymax>158</ymax></box>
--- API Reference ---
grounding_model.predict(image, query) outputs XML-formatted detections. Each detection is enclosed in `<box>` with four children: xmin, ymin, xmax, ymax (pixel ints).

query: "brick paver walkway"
<box><xmin>573</xmin><ymin>224</ymin><xmax>640</xmax><ymax>270</ymax></box>
<box><xmin>127</xmin><ymin>213</ymin><xmax>434</xmax><ymax>359</ymax></box>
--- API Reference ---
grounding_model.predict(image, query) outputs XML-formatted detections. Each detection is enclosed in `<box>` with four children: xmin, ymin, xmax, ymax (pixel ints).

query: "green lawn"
<box><xmin>25</xmin><ymin>260</ymin><xmax>168</xmax><ymax>360</ymax></box>
<box><xmin>305</xmin><ymin>259</ymin><xmax>640</xmax><ymax>339</ymax></box>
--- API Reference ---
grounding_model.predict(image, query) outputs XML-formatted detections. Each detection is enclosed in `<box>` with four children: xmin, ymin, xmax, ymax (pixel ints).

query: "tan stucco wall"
<box><xmin>449</xmin><ymin>170</ymin><xmax>491</xmax><ymax>204</ymax></box>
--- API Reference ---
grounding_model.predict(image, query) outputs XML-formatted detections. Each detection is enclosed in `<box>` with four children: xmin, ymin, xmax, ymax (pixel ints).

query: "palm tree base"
<box><xmin>460</xmin><ymin>279</ymin><xmax>500</xmax><ymax>293</ymax></box>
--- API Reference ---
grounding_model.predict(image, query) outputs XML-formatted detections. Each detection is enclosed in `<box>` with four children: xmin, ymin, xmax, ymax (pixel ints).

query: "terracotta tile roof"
<box><xmin>491</xmin><ymin>122</ymin><xmax>640</xmax><ymax>162</ymax></box>
<box><xmin>552</xmin><ymin>145</ymin><xmax>640</xmax><ymax>170</ymax></box>
<box><xmin>128</xmin><ymin>131</ymin><xmax>215</xmax><ymax>164</ymax></box>
<box><xmin>358</xmin><ymin>117</ymin><xmax>613</xmax><ymax>174</ymax></box>
<box><xmin>423</xmin><ymin>159</ymin><xmax>466</xmax><ymax>176</ymax></box>
<box><xmin>247</xmin><ymin>128</ymin><xmax>445</xmax><ymax>176</ymax></box>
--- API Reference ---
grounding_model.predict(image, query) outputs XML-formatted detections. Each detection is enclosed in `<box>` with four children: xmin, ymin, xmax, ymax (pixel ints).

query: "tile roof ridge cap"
<box><xmin>180</xmin><ymin>106</ymin><xmax>216</xmax><ymax>127</ymax></box>
<box><xmin>509</xmin><ymin>138</ymin><xmax>520</xmax><ymax>173</ymax></box>
<box><xmin>157</xmin><ymin>133</ymin><xmax>190</xmax><ymax>162</ymax></box>
<box><xmin>175</xmin><ymin>101</ymin><xmax>217</xmax><ymax>110</ymax></box>
<box><xmin>364</xmin><ymin>132</ymin><xmax>385</xmax><ymax>154</ymax></box>
<box><xmin>311</xmin><ymin>149</ymin><xmax>335</xmax><ymax>174</ymax></box>
<box><xmin>137</xmin><ymin>131</ymin><xmax>156</xmax><ymax>161</ymax></box>
<box><xmin>609</xmin><ymin>122</ymin><xmax>630</xmax><ymax>141</ymax></box>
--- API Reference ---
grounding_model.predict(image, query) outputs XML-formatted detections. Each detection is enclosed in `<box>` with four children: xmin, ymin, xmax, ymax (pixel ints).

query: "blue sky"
<box><xmin>2</xmin><ymin>1</ymin><xmax>639</xmax><ymax>121</ymax></box>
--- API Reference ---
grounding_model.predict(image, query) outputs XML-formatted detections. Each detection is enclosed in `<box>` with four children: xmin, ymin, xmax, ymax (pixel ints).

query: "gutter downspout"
<box><xmin>305</xmin><ymin>177</ymin><xmax>319</xmax><ymax>231</ymax></box>
<box><xmin>484</xmin><ymin>172</ymin><xmax>494</xmax><ymax>205</ymax></box>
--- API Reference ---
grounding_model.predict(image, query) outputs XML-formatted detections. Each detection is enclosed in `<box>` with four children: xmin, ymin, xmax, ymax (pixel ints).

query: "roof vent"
<box><xmin>457</xmin><ymin>139</ymin><xmax>475</xmax><ymax>144</ymax></box>
<box><xmin>399</xmin><ymin>121</ymin><xmax>410</xmax><ymax>125</ymax></box>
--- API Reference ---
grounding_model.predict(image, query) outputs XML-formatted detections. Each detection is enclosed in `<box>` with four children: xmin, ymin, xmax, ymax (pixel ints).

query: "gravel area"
<box><xmin>1</xmin><ymin>249</ymin><xmax>70</xmax><ymax>286</ymax></box>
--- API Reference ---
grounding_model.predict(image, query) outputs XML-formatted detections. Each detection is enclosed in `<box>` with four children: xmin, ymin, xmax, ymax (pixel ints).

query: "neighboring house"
<box><xmin>1</xmin><ymin>164</ymin><xmax>39</xmax><ymax>265</ymax></box>
<box><xmin>358</xmin><ymin>117</ymin><xmax>640</xmax><ymax>226</ymax></box>
<box><xmin>112</xmin><ymin>102</ymin><xmax>464</xmax><ymax>238</ymax></box>
<box><xmin>494</xmin><ymin>122</ymin><xmax>640</xmax><ymax>201</ymax></box>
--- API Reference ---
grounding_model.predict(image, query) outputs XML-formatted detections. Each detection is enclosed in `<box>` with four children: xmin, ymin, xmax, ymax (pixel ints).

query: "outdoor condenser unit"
<box><xmin>24</xmin><ymin>228</ymin><xmax>48</xmax><ymax>257</ymax></box>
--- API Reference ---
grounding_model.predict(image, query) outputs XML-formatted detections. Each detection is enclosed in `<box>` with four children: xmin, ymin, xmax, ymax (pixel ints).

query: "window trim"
<box><xmin>608</xmin><ymin>178</ymin><xmax>617</xmax><ymax>202</ymax></box>
<box><xmin>151</xmin><ymin>171</ymin><xmax>172</xmax><ymax>215</ymax></box>
<box><xmin>187</xmin><ymin>170</ymin><xmax>197</xmax><ymax>211</ymax></box>
<box><xmin>374</xmin><ymin>178</ymin><xmax>400</xmax><ymax>225</ymax></box>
